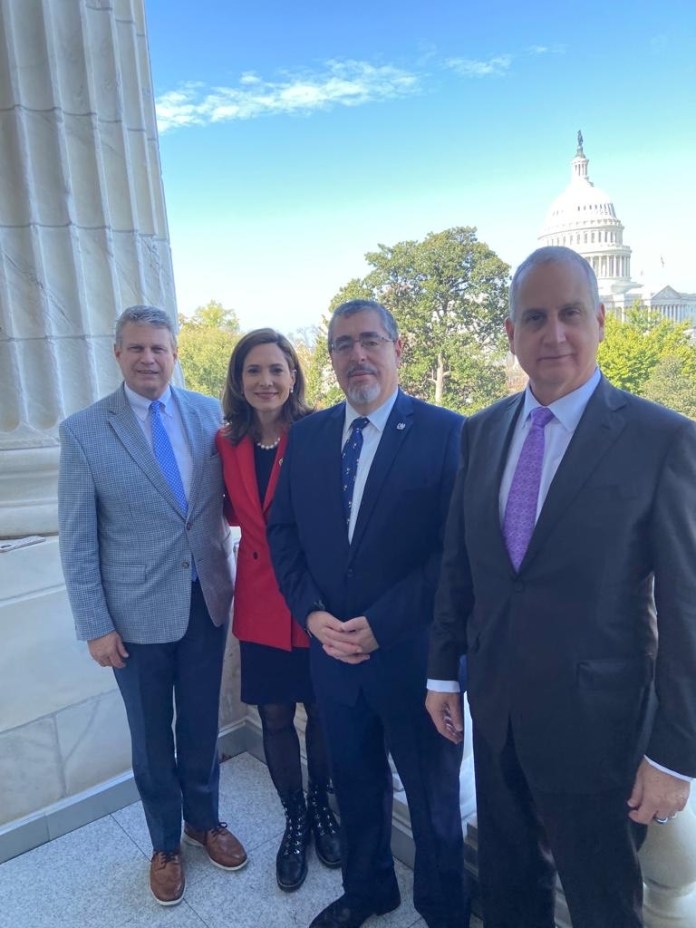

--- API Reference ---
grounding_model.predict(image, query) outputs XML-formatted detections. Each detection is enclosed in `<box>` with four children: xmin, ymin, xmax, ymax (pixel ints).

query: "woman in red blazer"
<box><xmin>216</xmin><ymin>329</ymin><xmax>340</xmax><ymax>892</ymax></box>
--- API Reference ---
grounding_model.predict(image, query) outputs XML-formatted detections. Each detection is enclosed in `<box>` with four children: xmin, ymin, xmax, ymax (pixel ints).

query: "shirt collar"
<box><xmin>522</xmin><ymin>368</ymin><xmax>601</xmax><ymax>432</ymax></box>
<box><xmin>343</xmin><ymin>389</ymin><xmax>399</xmax><ymax>435</ymax></box>
<box><xmin>124</xmin><ymin>383</ymin><xmax>173</xmax><ymax>421</ymax></box>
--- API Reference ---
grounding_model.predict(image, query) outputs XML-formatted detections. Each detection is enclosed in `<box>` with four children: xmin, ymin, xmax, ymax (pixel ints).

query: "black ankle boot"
<box><xmin>307</xmin><ymin>781</ymin><xmax>341</xmax><ymax>868</ymax></box>
<box><xmin>276</xmin><ymin>790</ymin><xmax>309</xmax><ymax>891</ymax></box>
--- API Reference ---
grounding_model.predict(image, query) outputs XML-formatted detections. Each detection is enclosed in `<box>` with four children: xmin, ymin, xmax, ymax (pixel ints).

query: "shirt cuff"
<box><xmin>427</xmin><ymin>678</ymin><xmax>460</xmax><ymax>693</ymax></box>
<box><xmin>645</xmin><ymin>756</ymin><xmax>693</xmax><ymax>782</ymax></box>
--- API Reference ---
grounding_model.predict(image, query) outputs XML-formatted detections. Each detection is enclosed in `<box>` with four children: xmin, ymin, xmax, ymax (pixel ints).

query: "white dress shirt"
<box><xmin>342</xmin><ymin>390</ymin><xmax>399</xmax><ymax>542</ymax></box>
<box><xmin>498</xmin><ymin>368</ymin><xmax>601</xmax><ymax>520</ymax></box>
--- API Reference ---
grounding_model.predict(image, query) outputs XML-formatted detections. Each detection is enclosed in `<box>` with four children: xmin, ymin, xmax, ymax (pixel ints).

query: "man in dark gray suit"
<box><xmin>59</xmin><ymin>306</ymin><xmax>246</xmax><ymax>906</ymax></box>
<box><xmin>426</xmin><ymin>247</ymin><xmax>696</xmax><ymax>928</ymax></box>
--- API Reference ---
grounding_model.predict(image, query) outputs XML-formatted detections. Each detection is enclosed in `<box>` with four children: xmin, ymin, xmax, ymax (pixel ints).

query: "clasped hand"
<box><xmin>307</xmin><ymin>610</ymin><xmax>378</xmax><ymax>664</ymax></box>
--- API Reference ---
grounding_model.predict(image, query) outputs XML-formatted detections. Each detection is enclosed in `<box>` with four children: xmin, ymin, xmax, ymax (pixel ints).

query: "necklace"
<box><xmin>256</xmin><ymin>436</ymin><xmax>281</xmax><ymax>451</ymax></box>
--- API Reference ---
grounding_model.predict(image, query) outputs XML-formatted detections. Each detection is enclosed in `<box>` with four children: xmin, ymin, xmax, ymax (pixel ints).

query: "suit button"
<box><xmin>513</xmin><ymin>580</ymin><xmax>525</xmax><ymax>592</ymax></box>
<box><xmin>186</xmin><ymin>521</ymin><xmax>192</xmax><ymax>530</ymax></box>
<box><xmin>346</xmin><ymin>568</ymin><xmax>354</xmax><ymax>578</ymax></box>
<box><xmin>182</xmin><ymin>560</ymin><xmax>190</xmax><ymax>569</ymax></box>
<box><xmin>252</xmin><ymin>551</ymin><xmax>258</xmax><ymax>560</ymax></box>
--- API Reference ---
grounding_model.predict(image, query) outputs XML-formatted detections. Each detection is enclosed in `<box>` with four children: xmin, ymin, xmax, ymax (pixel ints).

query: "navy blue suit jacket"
<box><xmin>268</xmin><ymin>390</ymin><xmax>463</xmax><ymax>705</ymax></box>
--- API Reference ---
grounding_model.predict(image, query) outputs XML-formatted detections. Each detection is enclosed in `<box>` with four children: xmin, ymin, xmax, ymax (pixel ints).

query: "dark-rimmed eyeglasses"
<box><xmin>329</xmin><ymin>334</ymin><xmax>394</xmax><ymax>355</ymax></box>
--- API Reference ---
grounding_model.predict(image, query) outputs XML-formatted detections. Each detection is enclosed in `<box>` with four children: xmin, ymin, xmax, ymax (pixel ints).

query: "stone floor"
<box><xmin>0</xmin><ymin>753</ymin><xmax>481</xmax><ymax>928</ymax></box>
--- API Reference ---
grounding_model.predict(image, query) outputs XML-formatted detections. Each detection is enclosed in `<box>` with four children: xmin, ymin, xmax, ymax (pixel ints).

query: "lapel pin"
<box><xmin>396</xmin><ymin>422</ymin><xmax>406</xmax><ymax>430</ymax></box>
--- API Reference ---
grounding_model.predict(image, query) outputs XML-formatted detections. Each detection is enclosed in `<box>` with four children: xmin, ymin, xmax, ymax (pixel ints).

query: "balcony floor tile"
<box><xmin>0</xmin><ymin>753</ymin><xmax>481</xmax><ymax>928</ymax></box>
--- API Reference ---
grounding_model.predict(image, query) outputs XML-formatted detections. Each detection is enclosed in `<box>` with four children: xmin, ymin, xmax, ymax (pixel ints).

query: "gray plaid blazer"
<box><xmin>58</xmin><ymin>384</ymin><xmax>234</xmax><ymax>644</ymax></box>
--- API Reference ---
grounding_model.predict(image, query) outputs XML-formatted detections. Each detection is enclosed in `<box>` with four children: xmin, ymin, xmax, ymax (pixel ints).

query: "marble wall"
<box><xmin>0</xmin><ymin>539</ymin><xmax>131</xmax><ymax>828</ymax></box>
<box><xmin>0</xmin><ymin>535</ymin><xmax>245</xmax><ymax>856</ymax></box>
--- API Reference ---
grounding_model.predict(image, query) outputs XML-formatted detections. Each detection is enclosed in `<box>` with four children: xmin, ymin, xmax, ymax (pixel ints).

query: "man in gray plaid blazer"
<box><xmin>58</xmin><ymin>306</ymin><xmax>245</xmax><ymax>906</ymax></box>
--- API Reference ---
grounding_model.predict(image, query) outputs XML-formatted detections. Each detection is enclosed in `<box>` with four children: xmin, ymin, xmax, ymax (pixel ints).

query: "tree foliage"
<box><xmin>598</xmin><ymin>305</ymin><xmax>696</xmax><ymax>409</ymax></box>
<box><xmin>312</xmin><ymin>227</ymin><xmax>511</xmax><ymax>413</ymax></box>
<box><xmin>644</xmin><ymin>356</ymin><xmax>696</xmax><ymax>418</ymax></box>
<box><xmin>177</xmin><ymin>300</ymin><xmax>241</xmax><ymax>398</ymax></box>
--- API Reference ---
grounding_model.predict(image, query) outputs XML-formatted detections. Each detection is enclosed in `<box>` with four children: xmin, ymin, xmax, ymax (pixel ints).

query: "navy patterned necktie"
<box><xmin>341</xmin><ymin>416</ymin><xmax>370</xmax><ymax>528</ymax></box>
<box><xmin>149</xmin><ymin>400</ymin><xmax>188</xmax><ymax>513</ymax></box>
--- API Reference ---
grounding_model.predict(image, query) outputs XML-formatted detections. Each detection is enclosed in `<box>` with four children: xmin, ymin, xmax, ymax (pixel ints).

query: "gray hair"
<box><xmin>114</xmin><ymin>305</ymin><xmax>177</xmax><ymax>346</ymax></box>
<box><xmin>509</xmin><ymin>246</ymin><xmax>601</xmax><ymax>321</ymax></box>
<box><xmin>327</xmin><ymin>299</ymin><xmax>399</xmax><ymax>350</ymax></box>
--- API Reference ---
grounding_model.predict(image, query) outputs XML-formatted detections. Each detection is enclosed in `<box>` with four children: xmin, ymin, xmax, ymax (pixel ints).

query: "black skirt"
<box><xmin>239</xmin><ymin>640</ymin><xmax>315</xmax><ymax>705</ymax></box>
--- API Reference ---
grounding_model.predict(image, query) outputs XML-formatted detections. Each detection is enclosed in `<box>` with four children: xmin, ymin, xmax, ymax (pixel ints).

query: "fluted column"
<box><xmin>641</xmin><ymin>794</ymin><xmax>696</xmax><ymax>927</ymax></box>
<box><xmin>0</xmin><ymin>0</ymin><xmax>177</xmax><ymax>537</ymax></box>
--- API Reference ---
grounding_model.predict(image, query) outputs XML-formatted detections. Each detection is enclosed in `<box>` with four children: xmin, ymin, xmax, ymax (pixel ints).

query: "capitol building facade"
<box><xmin>538</xmin><ymin>134</ymin><xmax>696</xmax><ymax>326</ymax></box>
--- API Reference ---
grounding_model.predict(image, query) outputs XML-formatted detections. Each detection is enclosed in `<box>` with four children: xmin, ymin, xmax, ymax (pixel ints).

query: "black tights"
<box><xmin>257</xmin><ymin>702</ymin><xmax>331</xmax><ymax>802</ymax></box>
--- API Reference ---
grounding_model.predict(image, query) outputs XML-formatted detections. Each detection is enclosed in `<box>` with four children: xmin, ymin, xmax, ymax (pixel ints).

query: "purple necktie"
<box><xmin>503</xmin><ymin>406</ymin><xmax>555</xmax><ymax>570</ymax></box>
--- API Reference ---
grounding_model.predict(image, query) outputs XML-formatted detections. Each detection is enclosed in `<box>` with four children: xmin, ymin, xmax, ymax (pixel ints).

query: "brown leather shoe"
<box><xmin>183</xmin><ymin>821</ymin><xmax>248</xmax><ymax>871</ymax></box>
<box><xmin>150</xmin><ymin>850</ymin><xmax>184</xmax><ymax>906</ymax></box>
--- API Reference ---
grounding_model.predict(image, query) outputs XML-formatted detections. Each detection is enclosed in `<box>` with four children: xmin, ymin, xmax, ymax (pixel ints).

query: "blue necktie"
<box><xmin>149</xmin><ymin>400</ymin><xmax>188</xmax><ymax>513</ymax></box>
<box><xmin>342</xmin><ymin>417</ymin><xmax>370</xmax><ymax>528</ymax></box>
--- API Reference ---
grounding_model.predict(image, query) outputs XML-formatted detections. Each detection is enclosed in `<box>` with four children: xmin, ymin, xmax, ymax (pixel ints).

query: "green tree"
<box><xmin>598</xmin><ymin>305</ymin><xmax>696</xmax><ymax>396</ymax></box>
<box><xmin>317</xmin><ymin>227</ymin><xmax>511</xmax><ymax>413</ymax></box>
<box><xmin>644</xmin><ymin>356</ymin><xmax>696</xmax><ymax>418</ymax></box>
<box><xmin>177</xmin><ymin>300</ymin><xmax>241</xmax><ymax>398</ymax></box>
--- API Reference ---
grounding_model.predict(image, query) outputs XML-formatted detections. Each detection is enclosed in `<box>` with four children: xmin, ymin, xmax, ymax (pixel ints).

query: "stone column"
<box><xmin>641</xmin><ymin>794</ymin><xmax>696</xmax><ymax>928</ymax></box>
<box><xmin>0</xmin><ymin>0</ymin><xmax>176</xmax><ymax>538</ymax></box>
<box><xmin>0</xmin><ymin>1</ymin><xmax>224</xmax><ymax>863</ymax></box>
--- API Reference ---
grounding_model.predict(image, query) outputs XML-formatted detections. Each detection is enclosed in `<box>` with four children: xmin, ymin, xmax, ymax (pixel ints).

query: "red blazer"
<box><xmin>215</xmin><ymin>430</ymin><xmax>309</xmax><ymax>650</ymax></box>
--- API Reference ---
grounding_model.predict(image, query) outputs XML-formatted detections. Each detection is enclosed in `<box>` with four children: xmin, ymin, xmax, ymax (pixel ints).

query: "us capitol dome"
<box><xmin>538</xmin><ymin>132</ymin><xmax>641</xmax><ymax>312</ymax></box>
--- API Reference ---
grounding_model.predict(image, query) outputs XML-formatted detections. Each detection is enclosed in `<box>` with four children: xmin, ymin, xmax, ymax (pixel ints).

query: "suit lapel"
<box><xmin>521</xmin><ymin>378</ymin><xmax>628</xmax><ymax>569</ymax></box>
<box><xmin>322</xmin><ymin>405</ymin><xmax>349</xmax><ymax>537</ymax></box>
<box><xmin>235</xmin><ymin>435</ymin><xmax>262</xmax><ymax>514</ymax></box>
<box><xmin>262</xmin><ymin>433</ymin><xmax>289</xmax><ymax>516</ymax></box>
<box><xmin>488</xmin><ymin>394</ymin><xmax>525</xmax><ymax>566</ymax></box>
<box><xmin>107</xmin><ymin>385</ymin><xmax>183</xmax><ymax>512</ymax></box>
<box><xmin>300</xmin><ymin>403</ymin><xmax>352</xmax><ymax>558</ymax></box>
<box><xmin>349</xmin><ymin>391</ymin><xmax>413</xmax><ymax>555</ymax></box>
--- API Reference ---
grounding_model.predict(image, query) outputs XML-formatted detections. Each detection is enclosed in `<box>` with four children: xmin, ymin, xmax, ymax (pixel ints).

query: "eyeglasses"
<box><xmin>329</xmin><ymin>334</ymin><xmax>394</xmax><ymax>355</ymax></box>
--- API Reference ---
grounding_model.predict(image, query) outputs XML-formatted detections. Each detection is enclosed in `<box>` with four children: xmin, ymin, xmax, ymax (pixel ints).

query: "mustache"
<box><xmin>347</xmin><ymin>364</ymin><xmax>378</xmax><ymax>376</ymax></box>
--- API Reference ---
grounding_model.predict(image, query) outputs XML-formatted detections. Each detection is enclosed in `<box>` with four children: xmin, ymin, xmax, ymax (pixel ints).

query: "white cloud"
<box><xmin>526</xmin><ymin>44</ymin><xmax>566</xmax><ymax>56</ymax></box>
<box><xmin>156</xmin><ymin>60</ymin><xmax>420</xmax><ymax>132</ymax></box>
<box><xmin>445</xmin><ymin>54</ymin><xmax>512</xmax><ymax>78</ymax></box>
<box><xmin>156</xmin><ymin>46</ymin><xmax>565</xmax><ymax>132</ymax></box>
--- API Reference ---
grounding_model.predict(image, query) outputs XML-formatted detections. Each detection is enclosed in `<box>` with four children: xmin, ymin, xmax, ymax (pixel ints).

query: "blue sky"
<box><xmin>144</xmin><ymin>0</ymin><xmax>696</xmax><ymax>334</ymax></box>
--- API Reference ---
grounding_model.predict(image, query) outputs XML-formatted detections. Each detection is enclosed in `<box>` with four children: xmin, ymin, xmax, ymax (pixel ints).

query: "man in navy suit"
<box><xmin>269</xmin><ymin>300</ymin><xmax>469</xmax><ymax>928</ymax></box>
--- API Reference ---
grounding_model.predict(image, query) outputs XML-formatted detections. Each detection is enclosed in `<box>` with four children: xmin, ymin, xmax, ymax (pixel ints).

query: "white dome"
<box><xmin>538</xmin><ymin>135</ymin><xmax>640</xmax><ymax>303</ymax></box>
<box><xmin>543</xmin><ymin>177</ymin><xmax>618</xmax><ymax>233</ymax></box>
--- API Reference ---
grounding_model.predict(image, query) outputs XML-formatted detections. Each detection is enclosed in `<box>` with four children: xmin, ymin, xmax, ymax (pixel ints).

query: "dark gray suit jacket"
<box><xmin>429</xmin><ymin>376</ymin><xmax>696</xmax><ymax>792</ymax></box>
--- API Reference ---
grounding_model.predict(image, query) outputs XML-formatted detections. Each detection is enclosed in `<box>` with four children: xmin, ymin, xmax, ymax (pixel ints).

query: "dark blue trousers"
<box><xmin>319</xmin><ymin>679</ymin><xmax>469</xmax><ymax>928</ymax></box>
<box><xmin>114</xmin><ymin>581</ymin><xmax>227</xmax><ymax>851</ymax></box>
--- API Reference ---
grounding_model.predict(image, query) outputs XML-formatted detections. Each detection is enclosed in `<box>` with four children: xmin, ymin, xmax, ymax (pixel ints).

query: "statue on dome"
<box><xmin>577</xmin><ymin>129</ymin><xmax>584</xmax><ymax>151</ymax></box>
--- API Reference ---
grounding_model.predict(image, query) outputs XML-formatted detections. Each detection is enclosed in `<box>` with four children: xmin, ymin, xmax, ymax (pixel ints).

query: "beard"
<box><xmin>345</xmin><ymin>378</ymin><xmax>381</xmax><ymax>407</ymax></box>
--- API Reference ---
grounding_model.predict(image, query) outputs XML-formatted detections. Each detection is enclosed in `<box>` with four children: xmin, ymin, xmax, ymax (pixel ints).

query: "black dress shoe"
<box><xmin>308</xmin><ymin>892</ymin><xmax>401</xmax><ymax>928</ymax></box>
